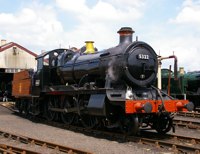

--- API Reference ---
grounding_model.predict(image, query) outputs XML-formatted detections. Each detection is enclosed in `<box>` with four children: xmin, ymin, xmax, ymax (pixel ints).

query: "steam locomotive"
<box><xmin>12</xmin><ymin>27</ymin><xmax>194</xmax><ymax>135</ymax></box>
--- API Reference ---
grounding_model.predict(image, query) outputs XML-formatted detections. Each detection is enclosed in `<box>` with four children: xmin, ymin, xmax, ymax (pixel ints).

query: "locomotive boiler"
<box><xmin>12</xmin><ymin>27</ymin><xmax>194</xmax><ymax>135</ymax></box>
<box><xmin>57</xmin><ymin>27</ymin><xmax>157</xmax><ymax>88</ymax></box>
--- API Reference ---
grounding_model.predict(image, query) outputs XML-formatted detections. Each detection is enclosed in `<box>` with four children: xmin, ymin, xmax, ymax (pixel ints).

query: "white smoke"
<box><xmin>107</xmin><ymin>57</ymin><xmax>120</xmax><ymax>81</ymax></box>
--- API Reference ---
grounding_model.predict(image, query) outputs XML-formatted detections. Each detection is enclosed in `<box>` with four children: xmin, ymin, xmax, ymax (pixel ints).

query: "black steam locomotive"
<box><xmin>13</xmin><ymin>27</ymin><xmax>193</xmax><ymax>135</ymax></box>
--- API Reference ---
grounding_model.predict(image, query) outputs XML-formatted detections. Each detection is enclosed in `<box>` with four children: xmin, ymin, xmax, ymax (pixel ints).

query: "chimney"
<box><xmin>117</xmin><ymin>27</ymin><xmax>134</xmax><ymax>44</ymax></box>
<box><xmin>1</xmin><ymin>39</ymin><xmax>7</xmax><ymax>46</ymax></box>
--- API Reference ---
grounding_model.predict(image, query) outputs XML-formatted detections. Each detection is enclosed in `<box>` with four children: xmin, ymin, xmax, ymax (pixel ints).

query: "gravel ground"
<box><xmin>0</xmin><ymin>103</ymin><xmax>197</xmax><ymax>154</ymax></box>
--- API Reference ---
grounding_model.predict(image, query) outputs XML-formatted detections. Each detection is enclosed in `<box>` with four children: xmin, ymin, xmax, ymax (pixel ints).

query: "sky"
<box><xmin>0</xmin><ymin>0</ymin><xmax>200</xmax><ymax>71</ymax></box>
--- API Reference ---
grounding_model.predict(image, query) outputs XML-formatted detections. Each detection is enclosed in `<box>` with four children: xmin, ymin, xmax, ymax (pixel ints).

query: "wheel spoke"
<box><xmin>78</xmin><ymin>98</ymin><xmax>98</xmax><ymax>128</ymax></box>
<box><xmin>61</xmin><ymin>97</ymin><xmax>75</xmax><ymax>125</ymax></box>
<box><xmin>81</xmin><ymin>114</ymin><xmax>98</xmax><ymax>129</ymax></box>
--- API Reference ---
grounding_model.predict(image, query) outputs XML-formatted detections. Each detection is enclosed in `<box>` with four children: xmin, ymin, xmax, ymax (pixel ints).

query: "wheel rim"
<box><xmin>61</xmin><ymin>97</ymin><xmax>75</xmax><ymax>125</ymax></box>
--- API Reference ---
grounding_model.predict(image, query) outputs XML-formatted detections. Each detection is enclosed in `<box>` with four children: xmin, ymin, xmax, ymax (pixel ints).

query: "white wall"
<box><xmin>0</xmin><ymin>46</ymin><xmax>37</xmax><ymax>70</ymax></box>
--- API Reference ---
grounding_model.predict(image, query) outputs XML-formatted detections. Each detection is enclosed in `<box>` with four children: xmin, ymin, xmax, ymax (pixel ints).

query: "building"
<box><xmin>0</xmin><ymin>39</ymin><xmax>37</xmax><ymax>97</ymax></box>
<box><xmin>0</xmin><ymin>40</ymin><xmax>37</xmax><ymax>72</ymax></box>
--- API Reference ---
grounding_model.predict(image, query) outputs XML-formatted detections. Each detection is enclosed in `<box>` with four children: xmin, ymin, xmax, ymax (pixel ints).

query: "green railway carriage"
<box><xmin>161</xmin><ymin>68</ymin><xmax>200</xmax><ymax>109</ymax></box>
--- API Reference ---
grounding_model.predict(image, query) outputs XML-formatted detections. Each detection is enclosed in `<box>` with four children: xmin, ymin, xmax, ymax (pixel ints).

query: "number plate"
<box><xmin>137</xmin><ymin>54</ymin><xmax>149</xmax><ymax>60</ymax></box>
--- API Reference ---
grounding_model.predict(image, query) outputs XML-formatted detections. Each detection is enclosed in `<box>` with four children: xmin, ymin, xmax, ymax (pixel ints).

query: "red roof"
<box><xmin>0</xmin><ymin>42</ymin><xmax>37</xmax><ymax>57</ymax></box>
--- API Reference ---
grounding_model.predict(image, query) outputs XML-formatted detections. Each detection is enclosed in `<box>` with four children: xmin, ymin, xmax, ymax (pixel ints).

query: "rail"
<box><xmin>0</xmin><ymin>129</ymin><xmax>92</xmax><ymax>154</ymax></box>
<box><xmin>2</xmin><ymin>102</ymin><xmax>200</xmax><ymax>153</ymax></box>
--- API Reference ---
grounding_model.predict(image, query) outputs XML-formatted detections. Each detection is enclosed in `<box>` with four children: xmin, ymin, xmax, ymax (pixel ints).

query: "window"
<box><xmin>43</xmin><ymin>54</ymin><xmax>49</xmax><ymax>66</ymax></box>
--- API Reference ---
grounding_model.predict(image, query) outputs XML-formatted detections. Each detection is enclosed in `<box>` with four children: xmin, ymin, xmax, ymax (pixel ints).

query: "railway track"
<box><xmin>82</xmin><ymin>128</ymin><xmax>200</xmax><ymax>153</ymax></box>
<box><xmin>40</xmin><ymin>121</ymin><xmax>200</xmax><ymax>153</ymax></box>
<box><xmin>174</xmin><ymin>111</ymin><xmax>200</xmax><ymax>129</ymax></box>
<box><xmin>0</xmin><ymin>102</ymin><xmax>15</xmax><ymax>110</ymax></box>
<box><xmin>2</xmin><ymin>102</ymin><xmax>200</xmax><ymax>153</ymax></box>
<box><xmin>0</xmin><ymin>144</ymin><xmax>39</xmax><ymax>154</ymax></box>
<box><xmin>177</xmin><ymin>111</ymin><xmax>200</xmax><ymax>118</ymax></box>
<box><xmin>23</xmin><ymin>116</ymin><xmax>200</xmax><ymax>153</ymax></box>
<box><xmin>0</xmin><ymin>129</ymin><xmax>92</xmax><ymax>154</ymax></box>
<box><xmin>173</xmin><ymin>119</ymin><xmax>200</xmax><ymax>129</ymax></box>
<box><xmin>136</xmin><ymin>131</ymin><xmax>200</xmax><ymax>153</ymax></box>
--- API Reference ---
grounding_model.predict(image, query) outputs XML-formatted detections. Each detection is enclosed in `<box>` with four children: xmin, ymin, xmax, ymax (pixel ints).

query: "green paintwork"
<box><xmin>161</xmin><ymin>69</ymin><xmax>200</xmax><ymax>95</ymax></box>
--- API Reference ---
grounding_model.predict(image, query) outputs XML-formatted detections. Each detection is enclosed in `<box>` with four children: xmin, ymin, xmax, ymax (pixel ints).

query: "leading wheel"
<box><xmin>153</xmin><ymin>113</ymin><xmax>173</xmax><ymax>134</ymax></box>
<box><xmin>120</xmin><ymin>115</ymin><xmax>139</xmax><ymax>135</ymax></box>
